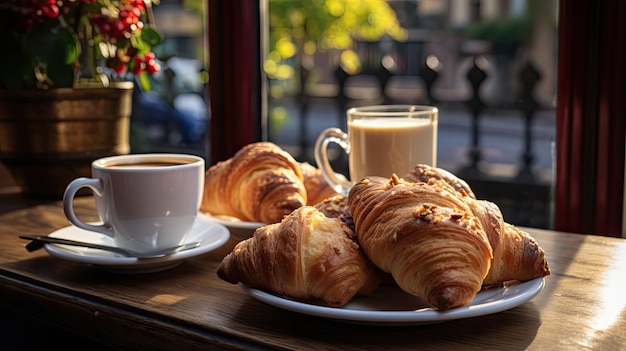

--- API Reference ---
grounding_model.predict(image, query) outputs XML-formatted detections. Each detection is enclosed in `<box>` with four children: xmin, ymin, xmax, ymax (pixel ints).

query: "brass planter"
<box><xmin>0</xmin><ymin>82</ymin><xmax>133</xmax><ymax>198</ymax></box>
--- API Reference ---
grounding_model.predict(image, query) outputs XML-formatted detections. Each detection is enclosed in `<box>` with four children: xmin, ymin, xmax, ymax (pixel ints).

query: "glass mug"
<box><xmin>314</xmin><ymin>105</ymin><xmax>438</xmax><ymax>196</ymax></box>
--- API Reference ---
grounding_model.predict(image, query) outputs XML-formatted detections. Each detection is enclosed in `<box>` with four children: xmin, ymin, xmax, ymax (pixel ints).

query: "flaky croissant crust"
<box><xmin>349</xmin><ymin>175</ymin><xmax>493</xmax><ymax>310</ymax></box>
<box><xmin>405</xmin><ymin>164</ymin><xmax>551</xmax><ymax>285</ymax></box>
<box><xmin>201</xmin><ymin>142</ymin><xmax>307</xmax><ymax>224</ymax></box>
<box><xmin>300</xmin><ymin>162</ymin><xmax>342</xmax><ymax>206</ymax></box>
<box><xmin>217</xmin><ymin>206</ymin><xmax>380</xmax><ymax>307</ymax></box>
<box><xmin>404</xmin><ymin>164</ymin><xmax>476</xmax><ymax>199</ymax></box>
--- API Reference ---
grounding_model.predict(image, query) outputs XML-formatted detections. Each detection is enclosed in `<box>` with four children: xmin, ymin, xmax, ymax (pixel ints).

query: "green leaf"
<box><xmin>141</xmin><ymin>25</ymin><xmax>164</xmax><ymax>47</ymax></box>
<box><xmin>137</xmin><ymin>72</ymin><xmax>152</xmax><ymax>92</ymax></box>
<box><xmin>59</xmin><ymin>27</ymin><xmax>79</xmax><ymax>64</ymax></box>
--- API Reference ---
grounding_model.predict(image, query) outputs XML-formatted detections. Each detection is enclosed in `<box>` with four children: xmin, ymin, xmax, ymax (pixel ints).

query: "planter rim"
<box><xmin>0</xmin><ymin>81</ymin><xmax>134</xmax><ymax>99</ymax></box>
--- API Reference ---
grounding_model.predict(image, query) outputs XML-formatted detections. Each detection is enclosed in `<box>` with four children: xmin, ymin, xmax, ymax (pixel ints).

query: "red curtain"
<box><xmin>208</xmin><ymin>0</ymin><xmax>262</xmax><ymax>164</ymax></box>
<box><xmin>554</xmin><ymin>0</ymin><xmax>626</xmax><ymax>236</ymax></box>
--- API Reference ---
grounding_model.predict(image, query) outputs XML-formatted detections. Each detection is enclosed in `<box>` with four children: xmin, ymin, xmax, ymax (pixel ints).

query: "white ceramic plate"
<box><xmin>44</xmin><ymin>216</ymin><xmax>230</xmax><ymax>274</ymax></box>
<box><xmin>199</xmin><ymin>212</ymin><xmax>265</xmax><ymax>241</ymax></box>
<box><xmin>240</xmin><ymin>277</ymin><xmax>545</xmax><ymax>326</ymax></box>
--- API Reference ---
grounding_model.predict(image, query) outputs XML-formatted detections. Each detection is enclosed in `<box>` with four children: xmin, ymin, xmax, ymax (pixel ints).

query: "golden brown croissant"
<box><xmin>468</xmin><ymin>199</ymin><xmax>551</xmax><ymax>285</ymax></box>
<box><xmin>348</xmin><ymin>175</ymin><xmax>493</xmax><ymax>310</ymax></box>
<box><xmin>201</xmin><ymin>142</ymin><xmax>307</xmax><ymax>224</ymax></box>
<box><xmin>313</xmin><ymin>195</ymin><xmax>354</xmax><ymax>233</ymax></box>
<box><xmin>404</xmin><ymin>163</ymin><xmax>476</xmax><ymax>199</ymax></box>
<box><xmin>217</xmin><ymin>206</ymin><xmax>380</xmax><ymax>307</ymax></box>
<box><xmin>405</xmin><ymin>164</ymin><xmax>550</xmax><ymax>285</ymax></box>
<box><xmin>300</xmin><ymin>162</ymin><xmax>341</xmax><ymax>206</ymax></box>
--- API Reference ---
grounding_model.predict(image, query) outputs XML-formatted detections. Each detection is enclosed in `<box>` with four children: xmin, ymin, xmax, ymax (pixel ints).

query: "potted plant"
<box><xmin>0</xmin><ymin>0</ymin><xmax>163</xmax><ymax>197</ymax></box>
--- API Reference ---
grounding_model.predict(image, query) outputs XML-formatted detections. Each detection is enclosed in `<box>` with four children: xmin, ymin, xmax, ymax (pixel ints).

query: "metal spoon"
<box><xmin>19</xmin><ymin>235</ymin><xmax>201</xmax><ymax>259</ymax></box>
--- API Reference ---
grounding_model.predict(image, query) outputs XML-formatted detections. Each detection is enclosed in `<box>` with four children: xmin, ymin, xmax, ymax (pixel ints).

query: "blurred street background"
<box><xmin>138</xmin><ymin>0</ymin><xmax>559</xmax><ymax>229</ymax></box>
<box><xmin>0</xmin><ymin>0</ymin><xmax>559</xmax><ymax>229</ymax></box>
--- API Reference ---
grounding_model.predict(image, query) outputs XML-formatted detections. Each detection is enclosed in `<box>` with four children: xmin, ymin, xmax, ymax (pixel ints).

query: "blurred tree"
<box><xmin>266</xmin><ymin>0</ymin><xmax>406</xmax><ymax>83</ymax></box>
<box><xmin>464</xmin><ymin>0</ymin><xmax>556</xmax><ymax>51</ymax></box>
<box><xmin>181</xmin><ymin>0</ymin><xmax>204</xmax><ymax>14</ymax></box>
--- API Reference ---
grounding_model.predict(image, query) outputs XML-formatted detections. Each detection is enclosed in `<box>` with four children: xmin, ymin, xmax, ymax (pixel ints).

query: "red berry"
<box><xmin>41</xmin><ymin>4</ymin><xmax>59</xmax><ymax>18</ymax></box>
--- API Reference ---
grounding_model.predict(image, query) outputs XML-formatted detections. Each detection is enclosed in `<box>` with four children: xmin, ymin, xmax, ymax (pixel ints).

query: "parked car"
<box><xmin>131</xmin><ymin>57</ymin><xmax>209</xmax><ymax>149</ymax></box>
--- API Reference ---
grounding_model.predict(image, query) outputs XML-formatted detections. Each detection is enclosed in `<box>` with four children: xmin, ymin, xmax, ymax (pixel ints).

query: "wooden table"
<box><xmin>1</xmin><ymin>191</ymin><xmax>625</xmax><ymax>351</ymax></box>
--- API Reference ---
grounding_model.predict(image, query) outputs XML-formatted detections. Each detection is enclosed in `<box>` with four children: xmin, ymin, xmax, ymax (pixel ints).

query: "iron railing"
<box><xmin>270</xmin><ymin>54</ymin><xmax>555</xmax><ymax>229</ymax></box>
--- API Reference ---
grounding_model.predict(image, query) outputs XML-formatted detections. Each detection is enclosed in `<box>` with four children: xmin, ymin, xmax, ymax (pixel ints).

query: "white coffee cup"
<box><xmin>63</xmin><ymin>153</ymin><xmax>205</xmax><ymax>254</ymax></box>
<box><xmin>314</xmin><ymin>105</ymin><xmax>438</xmax><ymax>195</ymax></box>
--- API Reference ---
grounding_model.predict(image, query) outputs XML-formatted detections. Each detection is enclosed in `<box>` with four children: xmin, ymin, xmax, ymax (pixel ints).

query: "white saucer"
<box><xmin>199</xmin><ymin>212</ymin><xmax>265</xmax><ymax>241</ymax></box>
<box><xmin>44</xmin><ymin>216</ymin><xmax>230</xmax><ymax>274</ymax></box>
<box><xmin>240</xmin><ymin>277</ymin><xmax>545</xmax><ymax>326</ymax></box>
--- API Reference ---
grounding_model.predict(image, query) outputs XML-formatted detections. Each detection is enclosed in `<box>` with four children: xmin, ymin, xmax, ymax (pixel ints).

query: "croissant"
<box><xmin>404</xmin><ymin>163</ymin><xmax>476</xmax><ymax>199</ymax></box>
<box><xmin>313</xmin><ymin>195</ymin><xmax>355</xmax><ymax>233</ymax></box>
<box><xmin>406</xmin><ymin>164</ymin><xmax>550</xmax><ymax>285</ymax></box>
<box><xmin>201</xmin><ymin>142</ymin><xmax>307</xmax><ymax>224</ymax></box>
<box><xmin>300</xmin><ymin>162</ymin><xmax>341</xmax><ymax>206</ymax></box>
<box><xmin>348</xmin><ymin>175</ymin><xmax>493</xmax><ymax>310</ymax></box>
<box><xmin>468</xmin><ymin>199</ymin><xmax>551</xmax><ymax>285</ymax></box>
<box><xmin>217</xmin><ymin>206</ymin><xmax>380</xmax><ymax>307</ymax></box>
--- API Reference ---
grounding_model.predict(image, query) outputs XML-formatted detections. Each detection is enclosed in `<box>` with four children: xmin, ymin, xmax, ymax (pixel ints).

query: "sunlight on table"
<box><xmin>147</xmin><ymin>294</ymin><xmax>187</xmax><ymax>306</ymax></box>
<box><xmin>578</xmin><ymin>242</ymin><xmax>626</xmax><ymax>347</ymax></box>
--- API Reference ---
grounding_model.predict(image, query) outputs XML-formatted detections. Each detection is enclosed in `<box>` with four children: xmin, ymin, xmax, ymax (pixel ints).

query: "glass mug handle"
<box><xmin>314</xmin><ymin>127</ymin><xmax>353</xmax><ymax>196</ymax></box>
<box><xmin>62</xmin><ymin>177</ymin><xmax>113</xmax><ymax>237</ymax></box>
